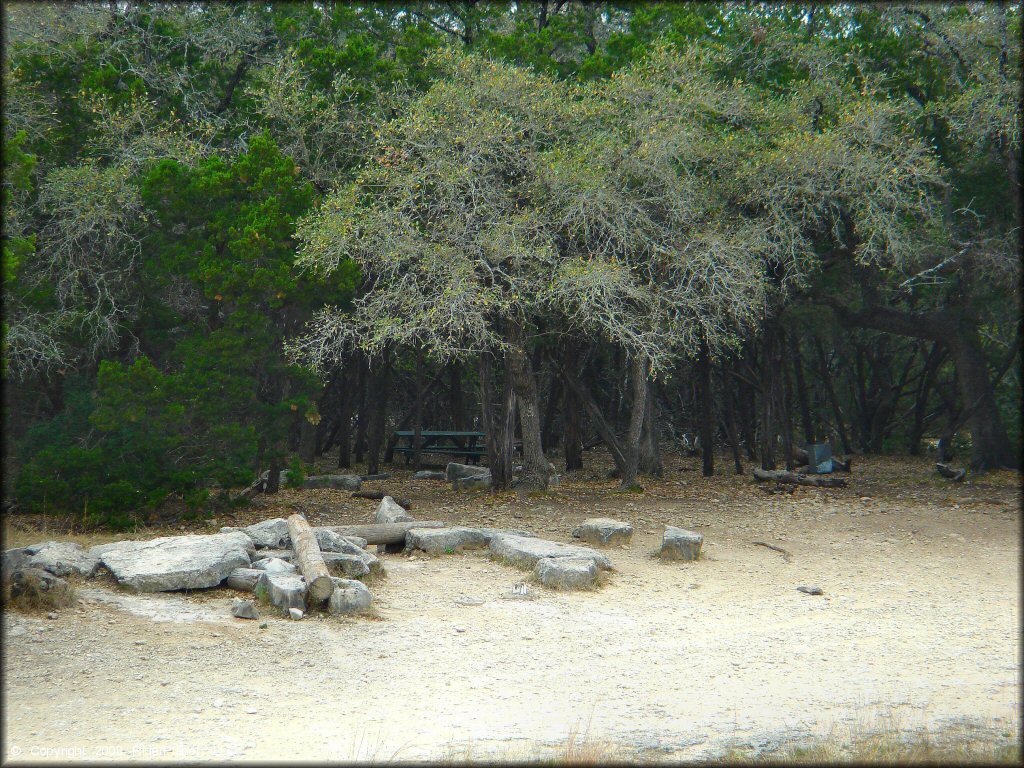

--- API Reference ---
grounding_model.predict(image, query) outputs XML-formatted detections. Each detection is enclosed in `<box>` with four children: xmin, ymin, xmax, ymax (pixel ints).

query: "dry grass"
<box><xmin>1</xmin><ymin>570</ymin><xmax>77</xmax><ymax>613</ymax></box>
<box><xmin>726</xmin><ymin>708</ymin><xmax>1020</xmax><ymax>765</ymax></box>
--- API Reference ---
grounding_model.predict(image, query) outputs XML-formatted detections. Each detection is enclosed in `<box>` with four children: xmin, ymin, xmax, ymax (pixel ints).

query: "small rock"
<box><xmin>412</xmin><ymin>470</ymin><xmax>446</xmax><ymax>481</ymax></box>
<box><xmin>231</xmin><ymin>598</ymin><xmax>260</xmax><ymax>620</ymax></box>
<box><xmin>535</xmin><ymin>557</ymin><xmax>599</xmax><ymax>590</ymax></box>
<box><xmin>658</xmin><ymin>526</ymin><xmax>703</xmax><ymax>562</ymax></box>
<box><xmin>406</xmin><ymin>526</ymin><xmax>488</xmax><ymax>555</ymax></box>
<box><xmin>327</xmin><ymin>578</ymin><xmax>373</xmax><ymax>615</ymax></box>
<box><xmin>258</xmin><ymin>622</ymin><xmax>268</xmax><ymax>630</ymax></box>
<box><xmin>46</xmin><ymin>612</ymin><xmax>58</xmax><ymax>620</ymax></box>
<box><xmin>797</xmin><ymin>585</ymin><xmax>824</xmax><ymax>596</ymax></box>
<box><xmin>455</xmin><ymin>596</ymin><xmax>485</xmax><ymax>606</ymax></box>
<box><xmin>454</xmin><ymin>626</ymin><xmax>466</xmax><ymax>633</ymax></box>
<box><xmin>375</xmin><ymin>496</ymin><xmax>413</xmax><ymax>524</ymax></box>
<box><xmin>288</xmin><ymin>608</ymin><xmax>304</xmax><ymax>620</ymax></box>
<box><xmin>302</xmin><ymin>474</ymin><xmax>361</xmax><ymax>491</ymax></box>
<box><xmin>251</xmin><ymin>557</ymin><xmax>297</xmax><ymax>575</ymax></box>
<box><xmin>572</xmin><ymin>518</ymin><xmax>634</xmax><ymax>547</ymax></box>
<box><xmin>245</xmin><ymin>707</ymin><xmax>258</xmax><ymax>714</ymax></box>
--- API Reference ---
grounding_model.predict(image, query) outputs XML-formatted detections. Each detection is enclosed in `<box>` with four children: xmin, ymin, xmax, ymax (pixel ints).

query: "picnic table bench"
<box><xmin>392</xmin><ymin>430</ymin><xmax>486</xmax><ymax>465</ymax></box>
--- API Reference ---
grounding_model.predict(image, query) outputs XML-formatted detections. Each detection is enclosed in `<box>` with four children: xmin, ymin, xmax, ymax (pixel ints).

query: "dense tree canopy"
<box><xmin>2</xmin><ymin>2</ymin><xmax>1019</xmax><ymax>525</ymax></box>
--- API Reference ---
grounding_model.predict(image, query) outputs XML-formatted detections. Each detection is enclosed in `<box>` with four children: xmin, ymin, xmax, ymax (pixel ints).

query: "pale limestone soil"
<box><xmin>2</xmin><ymin>455</ymin><xmax>1020</xmax><ymax>762</ymax></box>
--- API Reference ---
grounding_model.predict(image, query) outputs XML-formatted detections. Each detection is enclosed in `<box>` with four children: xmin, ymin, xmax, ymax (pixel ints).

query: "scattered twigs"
<box><xmin>753</xmin><ymin>468</ymin><xmax>848</xmax><ymax>488</ymax></box>
<box><xmin>752</xmin><ymin>541</ymin><xmax>792</xmax><ymax>563</ymax></box>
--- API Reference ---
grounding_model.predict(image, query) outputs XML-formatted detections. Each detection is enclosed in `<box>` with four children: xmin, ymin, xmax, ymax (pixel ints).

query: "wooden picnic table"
<box><xmin>392</xmin><ymin>430</ymin><xmax>486</xmax><ymax>465</ymax></box>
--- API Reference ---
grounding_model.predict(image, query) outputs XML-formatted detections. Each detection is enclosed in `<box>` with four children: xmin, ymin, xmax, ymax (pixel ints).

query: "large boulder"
<box><xmin>302</xmin><ymin>474</ymin><xmax>362</xmax><ymax>491</ymax></box>
<box><xmin>535</xmin><ymin>557</ymin><xmax>599</xmax><ymax>590</ymax></box>
<box><xmin>254</xmin><ymin>572</ymin><xmax>307</xmax><ymax>613</ymax></box>
<box><xmin>251</xmin><ymin>557</ymin><xmax>297</xmax><ymax>575</ymax></box>
<box><xmin>375</xmin><ymin>496</ymin><xmax>413</xmax><ymax>524</ymax></box>
<box><xmin>327</xmin><ymin>577</ymin><xmax>372</xmax><ymax>615</ymax></box>
<box><xmin>659</xmin><ymin>526</ymin><xmax>703</xmax><ymax>562</ymax></box>
<box><xmin>27</xmin><ymin>541</ymin><xmax>102</xmax><ymax>578</ymax></box>
<box><xmin>313</xmin><ymin>528</ymin><xmax>357</xmax><ymax>553</ymax></box>
<box><xmin>572</xmin><ymin>518</ymin><xmax>634</xmax><ymax>547</ymax></box>
<box><xmin>406</xmin><ymin>527</ymin><xmax>488</xmax><ymax>555</ymax></box>
<box><xmin>98</xmin><ymin>532</ymin><xmax>255</xmax><ymax>592</ymax></box>
<box><xmin>446</xmin><ymin>462</ymin><xmax>486</xmax><ymax>481</ymax></box>
<box><xmin>321</xmin><ymin>552</ymin><xmax>370</xmax><ymax>579</ymax></box>
<box><xmin>489</xmin><ymin>533</ymin><xmax>612</xmax><ymax>571</ymax></box>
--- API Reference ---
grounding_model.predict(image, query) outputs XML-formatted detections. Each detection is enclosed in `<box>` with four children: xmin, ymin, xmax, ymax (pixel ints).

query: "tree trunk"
<box><xmin>946</xmin><ymin>325</ymin><xmax>1018</xmax><ymax>469</ymax></box>
<box><xmin>813</xmin><ymin>338</ymin><xmax>853</xmax><ymax>454</ymax></box>
<box><xmin>699</xmin><ymin>341</ymin><xmax>714</xmax><ymax>477</ymax></box>
<box><xmin>554</xmin><ymin>355</ymin><xmax>628</xmax><ymax>475</ymax></box>
<box><xmin>759</xmin><ymin>332</ymin><xmax>778</xmax><ymax>471</ymax></box>
<box><xmin>639</xmin><ymin>380</ymin><xmax>663</xmax><ymax>477</ymax></box>
<box><xmin>365</xmin><ymin>357</ymin><xmax>390</xmax><ymax>475</ymax></box>
<box><xmin>287</xmin><ymin>513</ymin><xmax>334</xmax><ymax>602</ymax></box>
<box><xmin>540</xmin><ymin>371</ymin><xmax>562</xmax><ymax>453</ymax></box>
<box><xmin>562</xmin><ymin>344</ymin><xmax>584</xmax><ymax>471</ymax></box>
<box><xmin>478</xmin><ymin>350</ymin><xmax>514</xmax><ymax>490</ymax></box>
<box><xmin>721</xmin><ymin>379</ymin><xmax>744</xmax><ymax>475</ymax></box>
<box><xmin>620</xmin><ymin>355</ymin><xmax>648</xmax><ymax>490</ymax></box>
<box><xmin>336</xmin><ymin>365</ymin><xmax>354</xmax><ymax>468</ymax></box>
<box><xmin>506</xmin><ymin>319</ymin><xmax>548</xmax><ymax>490</ymax></box>
<box><xmin>412</xmin><ymin>350</ymin><xmax>424</xmax><ymax>470</ymax></box>
<box><xmin>448</xmin><ymin>362</ymin><xmax>466</xmax><ymax>431</ymax></box>
<box><xmin>792</xmin><ymin>340</ymin><xmax>815</xmax><ymax>444</ymax></box>
<box><xmin>352</xmin><ymin>357</ymin><xmax>369</xmax><ymax>463</ymax></box>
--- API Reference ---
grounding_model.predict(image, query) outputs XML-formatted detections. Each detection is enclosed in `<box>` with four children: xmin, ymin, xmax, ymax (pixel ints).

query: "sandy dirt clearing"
<box><xmin>2</xmin><ymin>456</ymin><xmax>1019</xmax><ymax>762</ymax></box>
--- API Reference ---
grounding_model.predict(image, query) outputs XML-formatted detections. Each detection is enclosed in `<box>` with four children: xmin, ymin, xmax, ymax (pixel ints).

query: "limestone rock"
<box><xmin>412</xmin><ymin>470</ymin><xmax>446</xmax><ymax>481</ymax></box>
<box><xmin>255</xmin><ymin>549</ymin><xmax>293</xmax><ymax>562</ymax></box>
<box><xmin>288</xmin><ymin>607</ymin><xmax>304</xmax><ymax>620</ymax></box>
<box><xmin>312</xmin><ymin>527</ymin><xmax>358</xmax><ymax>553</ymax></box>
<box><xmin>2</xmin><ymin>547</ymin><xmax>32</xmax><ymax>580</ymax></box>
<box><xmin>225</xmin><ymin>568</ymin><xmax>262</xmax><ymax>592</ymax></box>
<box><xmin>535</xmin><ymin>556</ymin><xmax>598</xmax><ymax>590</ymax></box>
<box><xmin>231</xmin><ymin>598</ymin><xmax>260</xmax><ymax>620</ymax></box>
<box><xmin>446</xmin><ymin>462</ymin><xmax>487</xmax><ymax>481</ymax></box>
<box><xmin>322</xmin><ymin>552</ymin><xmax>371</xmax><ymax>579</ymax></box>
<box><xmin>406</xmin><ymin>527</ymin><xmax>488</xmax><ymax>555</ymax></box>
<box><xmin>375</xmin><ymin>496</ymin><xmax>413</xmax><ymax>524</ymax></box>
<box><xmin>488</xmin><ymin>533</ymin><xmax>612</xmax><ymax>571</ymax></box>
<box><xmin>251</xmin><ymin>557</ymin><xmax>297</xmax><ymax>575</ymax></box>
<box><xmin>659</xmin><ymin>526</ymin><xmax>703</xmax><ymax>562</ymax></box>
<box><xmin>302</xmin><ymin>474</ymin><xmax>362</xmax><ymax>491</ymax></box>
<box><xmin>99</xmin><ymin>533</ymin><xmax>255</xmax><ymax>592</ymax></box>
<box><xmin>452</xmin><ymin>473</ymin><xmax>492</xmax><ymax>491</ymax></box>
<box><xmin>327</xmin><ymin>578</ymin><xmax>372</xmax><ymax>615</ymax></box>
<box><xmin>27</xmin><ymin>541</ymin><xmax>102</xmax><ymax>578</ymax></box>
<box><xmin>239</xmin><ymin>518</ymin><xmax>291</xmax><ymax>549</ymax></box>
<box><xmin>572</xmin><ymin>518</ymin><xmax>634</xmax><ymax>547</ymax></box>
<box><xmin>254</xmin><ymin>572</ymin><xmax>307</xmax><ymax>613</ymax></box>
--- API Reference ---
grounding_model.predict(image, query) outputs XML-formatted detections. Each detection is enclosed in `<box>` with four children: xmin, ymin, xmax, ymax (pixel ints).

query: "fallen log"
<box><xmin>322</xmin><ymin>521</ymin><xmax>446</xmax><ymax>545</ymax></box>
<box><xmin>753</xmin><ymin>468</ymin><xmax>848</xmax><ymax>488</ymax></box>
<box><xmin>351</xmin><ymin>490</ymin><xmax>413</xmax><ymax>509</ymax></box>
<box><xmin>287</xmin><ymin>513</ymin><xmax>335</xmax><ymax>602</ymax></box>
<box><xmin>936</xmin><ymin>463</ymin><xmax>966</xmax><ymax>482</ymax></box>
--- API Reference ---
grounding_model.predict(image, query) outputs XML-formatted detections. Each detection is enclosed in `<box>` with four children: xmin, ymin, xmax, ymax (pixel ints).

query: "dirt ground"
<box><xmin>2</xmin><ymin>453</ymin><xmax>1020</xmax><ymax>762</ymax></box>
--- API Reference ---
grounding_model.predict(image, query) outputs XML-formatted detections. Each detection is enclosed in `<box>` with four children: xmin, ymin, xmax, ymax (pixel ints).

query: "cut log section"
<box><xmin>351</xmin><ymin>490</ymin><xmax>413</xmax><ymax>509</ymax></box>
<box><xmin>322</xmin><ymin>521</ymin><xmax>445</xmax><ymax>545</ymax></box>
<box><xmin>936</xmin><ymin>463</ymin><xmax>966</xmax><ymax>482</ymax></box>
<box><xmin>287</xmin><ymin>513</ymin><xmax>335</xmax><ymax>602</ymax></box>
<box><xmin>753</xmin><ymin>468</ymin><xmax>848</xmax><ymax>488</ymax></box>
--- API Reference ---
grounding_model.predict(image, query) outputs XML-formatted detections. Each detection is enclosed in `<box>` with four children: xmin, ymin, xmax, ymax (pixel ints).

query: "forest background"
<box><xmin>2</xmin><ymin>1</ymin><xmax>1019</xmax><ymax>529</ymax></box>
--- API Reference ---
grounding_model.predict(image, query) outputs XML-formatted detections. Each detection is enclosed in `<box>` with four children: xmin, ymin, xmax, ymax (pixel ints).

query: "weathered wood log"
<box><xmin>286</xmin><ymin>513</ymin><xmax>335</xmax><ymax>602</ymax></box>
<box><xmin>231</xmin><ymin>476</ymin><xmax>264</xmax><ymax>503</ymax></box>
<box><xmin>936</xmin><ymin>463</ymin><xmax>966</xmax><ymax>482</ymax></box>
<box><xmin>351</xmin><ymin>490</ymin><xmax>413</xmax><ymax>509</ymax></box>
<box><xmin>752</xmin><ymin>468</ymin><xmax>848</xmax><ymax>488</ymax></box>
<box><xmin>322</xmin><ymin>521</ymin><xmax>445</xmax><ymax>545</ymax></box>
